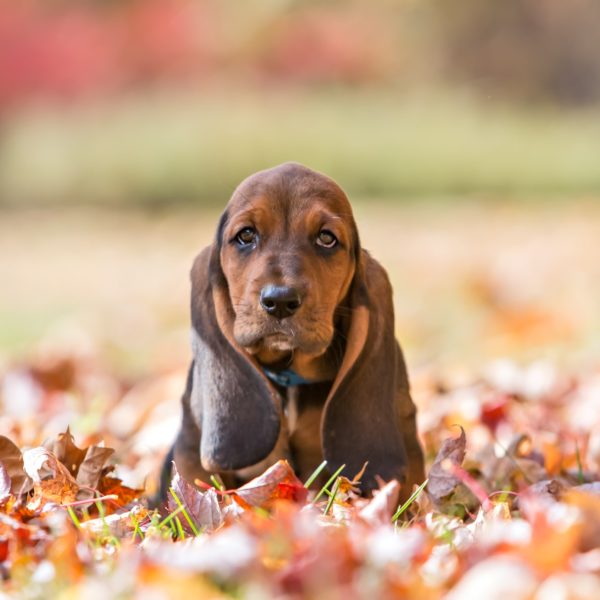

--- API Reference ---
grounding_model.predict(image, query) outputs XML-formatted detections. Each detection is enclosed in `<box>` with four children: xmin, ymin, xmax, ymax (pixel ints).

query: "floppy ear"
<box><xmin>321</xmin><ymin>250</ymin><xmax>421</xmax><ymax>493</ymax></box>
<box><xmin>188</xmin><ymin>220</ymin><xmax>283</xmax><ymax>472</ymax></box>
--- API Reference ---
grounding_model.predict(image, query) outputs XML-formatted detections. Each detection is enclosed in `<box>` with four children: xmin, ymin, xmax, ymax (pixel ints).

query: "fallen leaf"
<box><xmin>22</xmin><ymin>446</ymin><xmax>79</xmax><ymax>507</ymax></box>
<box><xmin>44</xmin><ymin>427</ymin><xmax>87</xmax><ymax>478</ymax></box>
<box><xmin>0</xmin><ymin>435</ymin><xmax>30</xmax><ymax>494</ymax></box>
<box><xmin>358</xmin><ymin>480</ymin><xmax>400</xmax><ymax>526</ymax></box>
<box><xmin>44</xmin><ymin>428</ymin><xmax>116</xmax><ymax>492</ymax></box>
<box><xmin>0</xmin><ymin>463</ymin><xmax>11</xmax><ymax>502</ymax></box>
<box><xmin>76</xmin><ymin>445</ymin><xmax>115</xmax><ymax>489</ymax></box>
<box><xmin>232</xmin><ymin>460</ymin><xmax>307</xmax><ymax>508</ymax></box>
<box><xmin>97</xmin><ymin>476</ymin><xmax>143</xmax><ymax>512</ymax></box>
<box><xmin>168</xmin><ymin>464</ymin><xmax>222</xmax><ymax>533</ymax></box>
<box><xmin>524</xmin><ymin>479</ymin><xmax>566</xmax><ymax>503</ymax></box>
<box><xmin>427</xmin><ymin>427</ymin><xmax>467</xmax><ymax>503</ymax></box>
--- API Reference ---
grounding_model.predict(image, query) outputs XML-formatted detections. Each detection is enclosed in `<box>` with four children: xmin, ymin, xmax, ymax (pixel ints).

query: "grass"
<box><xmin>312</xmin><ymin>464</ymin><xmax>346</xmax><ymax>504</ymax></box>
<box><xmin>2</xmin><ymin>87</ymin><xmax>600</xmax><ymax>208</ymax></box>
<box><xmin>392</xmin><ymin>479</ymin><xmax>429</xmax><ymax>523</ymax></box>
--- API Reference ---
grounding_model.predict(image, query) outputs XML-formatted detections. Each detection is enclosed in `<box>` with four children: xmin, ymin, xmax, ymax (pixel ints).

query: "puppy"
<box><xmin>164</xmin><ymin>162</ymin><xmax>424</xmax><ymax>497</ymax></box>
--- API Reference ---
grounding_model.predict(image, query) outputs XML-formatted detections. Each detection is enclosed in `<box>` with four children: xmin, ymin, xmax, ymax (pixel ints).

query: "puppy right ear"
<box><xmin>187</xmin><ymin>240</ymin><xmax>283</xmax><ymax>472</ymax></box>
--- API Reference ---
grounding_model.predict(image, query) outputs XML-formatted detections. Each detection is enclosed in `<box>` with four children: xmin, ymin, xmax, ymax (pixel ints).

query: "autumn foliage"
<box><xmin>1</xmin><ymin>352</ymin><xmax>600</xmax><ymax>598</ymax></box>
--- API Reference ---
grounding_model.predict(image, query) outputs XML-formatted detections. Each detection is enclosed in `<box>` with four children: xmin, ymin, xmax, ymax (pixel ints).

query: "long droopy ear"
<box><xmin>321</xmin><ymin>250</ymin><xmax>418</xmax><ymax>493</ymax></box>
<box><xmin>188</xmin><ymin>225</ymin><xmax>282</xmax><ymax>472</ymax></box>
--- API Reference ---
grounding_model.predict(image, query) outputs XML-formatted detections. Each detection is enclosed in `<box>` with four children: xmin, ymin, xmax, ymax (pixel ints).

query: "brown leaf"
<box><xmin>0</xmin><ymin>436</ymin><xmax>31</xmax><ymax>494</ymax></box>
<box><xmin>44</xmin><ymin>427</ymin><xmax>87</xmax><ymax>478</ymax></box>
<box><xmin>427</xmin><ymin>427</ymin><xmax>467</xmax><ymax>503</ymax></box>
<box><xmin>76</xmin><ymin>445</ymin><xmax>115</xmax><ymax>489</ymax></box>
<box><xmin>358</xmin><ymin>480</ymin><xmax>401</xmax><ymax>526</ymax></box>
<box><xmin>524</xmin><ymin>479</ymin><xmax>567</xmax><ymax>503</ymax></box>
<box><xmin>0</xmin><ymin>463</ymin><xmax>11</xmax><ymax>502</ymax></box>
<box><xmin>44</xmin><ymin>428</ymin><xmax>115</xmax><ymax>494</ymax></box>
<box><xmin>232</xmin><ymin>460</ymin><xmax>308</xmax><ymax>508</ymax></box>
<box><xmin>168</xmin><ymin>464</ymin><xmax>222</xmax><ymax>533</ymax></box>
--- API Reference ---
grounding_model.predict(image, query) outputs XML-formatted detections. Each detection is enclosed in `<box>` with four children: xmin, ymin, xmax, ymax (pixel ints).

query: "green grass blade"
<box><xmin>130</xmin><ymin>513</ymin><xmax>144</xmax><ymax>542</ymax></box>
<box><xmin>312</xmin><ymin>464</ymin><xmax>345</xmax><ymax>504</ymax></box>
<box><xmin>323</xmin><ymin>479</ymin><xmax>341</xmax><ymax>516</ymax></box>
<box><xmin>210</xmin><ymin>475</ymin><xmax>225</xmax><ymax>491</ymax></box>
<box><xmin>157</xmin><ymin>505</ymin><xmax>185</xmax><ymax>531</ymax></box>
<box><xmin>67</xmin><ymin>506</ymin><xmax>82</xmax><ymax>530</ymax></box>
<box><xmin>174</xmin><ymin>516</ymin><xmax>186</xmax><ymax>540</ymax></box>
<box><xmin>169</xmin><ymin>487</ymin><xmax>200</xmax><ymax>537</ymax></box>
<box><xmin>304</xmin><ymin>460</ymin><xmax>328</xmax><ymax>489</ymax></box>
<box><xmin>392</xmin><ymin>478</ymin><xmax>429</xmax><ymax>522</ymax></box>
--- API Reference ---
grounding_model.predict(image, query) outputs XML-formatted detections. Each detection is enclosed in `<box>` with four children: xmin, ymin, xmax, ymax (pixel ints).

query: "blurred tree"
<box><xmin>431</xmin><ymin>0</ymin><xmax>600</xmax><ymax>105</ymax></box>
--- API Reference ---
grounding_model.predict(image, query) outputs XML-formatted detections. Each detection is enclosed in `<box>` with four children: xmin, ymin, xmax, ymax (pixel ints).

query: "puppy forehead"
<box><xmin>225</xmin><ymin>163</ymin><xmax>354</xmax><ymax>228</ymax></box>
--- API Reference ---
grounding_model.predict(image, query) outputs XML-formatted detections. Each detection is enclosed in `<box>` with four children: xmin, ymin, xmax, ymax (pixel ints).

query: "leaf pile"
<box><xmin>1</xmin><ymin>356</ymin><xmax>600</xmax><ymax>598</ymax></box>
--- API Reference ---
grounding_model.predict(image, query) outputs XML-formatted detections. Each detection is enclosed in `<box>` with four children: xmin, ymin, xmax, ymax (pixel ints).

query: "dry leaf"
<box><xmin>44</xmin><ymin>428</ymin><xmax>115</xmax><ymax>490</ymax></box>
<box><xmin>44</xmin><ymin>427</ymin><xmax>87</xmax><ymax>479</ymax></box>
<box><xmin>358</xmin><ymin>480</ymin><xmax>400</xmax><ymax>526</ymax></box>
<box><xmin>0</xmin><ymin>436</ymin><xmax>30</xmax><ymax>494</ymax></box>
<box><xmin>97</xmin><ymin>476</ymin><xmax>143</xmax><ymax>512</ymax></box>
<box><xmin>76</xmin><ymin>445</ymin><xmax>115</xmax><ymax>489</ymax></box>
<box><xmin>22</xmin><ymin>446</ymin><xmax>79</xmax><ymax>507</ymax></box>
<box><xmin>0</xmin><ymin>463</ymin><xmax>11</xmax><ymax>502</ymax></box>
<box><xmin>168</xmin><ymin>464</ymin><xmax>222</xmax><ymax>533</ymax></box>
<box><xmin>232</xmin><ymin>460</ymin><xmax>307</xmax><ymax>508</ymax></box>
<box><xmin>427</xmin><ymin>427</ymin><xmax>467</xmax><ymax>503</ymax></box>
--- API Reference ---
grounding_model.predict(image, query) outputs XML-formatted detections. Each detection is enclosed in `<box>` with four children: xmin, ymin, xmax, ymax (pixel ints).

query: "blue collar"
<box><xmin>263</xmin><ymin>368</ymin><xmax>314</xmax><ymax>387</ymax></box>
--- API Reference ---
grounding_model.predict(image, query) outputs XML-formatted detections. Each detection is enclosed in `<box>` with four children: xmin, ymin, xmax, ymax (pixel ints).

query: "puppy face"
<box><xmin>218</xmin><ymin>163</ymin><xmax>358</xmax><ymax>361</ymax></box>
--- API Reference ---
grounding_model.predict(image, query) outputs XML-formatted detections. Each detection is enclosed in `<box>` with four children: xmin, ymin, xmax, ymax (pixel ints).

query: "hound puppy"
<box><xmin>166</xmin><ymin>162</ymin><xmax>424</xmax><ymax>497</ymax></box>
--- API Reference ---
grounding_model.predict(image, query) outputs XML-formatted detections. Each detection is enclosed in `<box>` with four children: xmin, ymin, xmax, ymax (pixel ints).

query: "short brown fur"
<box><xmin>164</xmin><ymin>162</ymin><xmax>424</xmax><ymax>499</ymax></box>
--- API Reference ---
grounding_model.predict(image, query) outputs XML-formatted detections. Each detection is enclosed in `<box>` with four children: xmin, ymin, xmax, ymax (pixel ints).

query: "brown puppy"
<box><xmin>165</xmin><ymin>162</ymin><xmax>424</xmax><ymax>497</ymax></box>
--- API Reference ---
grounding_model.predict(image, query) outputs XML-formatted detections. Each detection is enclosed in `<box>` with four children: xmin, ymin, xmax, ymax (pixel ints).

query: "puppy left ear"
<box><xmin>321</xmin><ymin>251</ymin><xmax>424</xmax><ymax>493</ymax></box>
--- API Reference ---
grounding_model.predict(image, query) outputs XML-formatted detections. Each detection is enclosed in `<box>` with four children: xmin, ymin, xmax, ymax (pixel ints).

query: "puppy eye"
<box><xmin>235</xmin><ymin>227</ymin><xmax>257</xmax><ymax>246</ymax></box>
<box><xmin>316</xmin><ymin>229</ymin><xmax>338</xmax><ymax>248</ymax></box>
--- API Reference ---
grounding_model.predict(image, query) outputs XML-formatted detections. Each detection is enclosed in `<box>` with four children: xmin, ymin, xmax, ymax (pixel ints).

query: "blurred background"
<box><xmin>1</xmin><ymin>0</ymin><xmax>600</xmax><ymax>394</ymax></box>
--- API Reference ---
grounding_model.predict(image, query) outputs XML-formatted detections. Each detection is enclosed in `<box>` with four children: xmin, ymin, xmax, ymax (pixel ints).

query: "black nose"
<box><xmin>259</xmin><ymin>285</ymin><xmax>302</xmax><ymax>319</ymax></box>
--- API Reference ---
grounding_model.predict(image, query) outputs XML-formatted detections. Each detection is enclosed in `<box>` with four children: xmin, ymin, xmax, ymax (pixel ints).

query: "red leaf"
<box><xmin>232</xmin><ymin>460</ymin><xmax>307</xmax><ymax>508</ymax></box>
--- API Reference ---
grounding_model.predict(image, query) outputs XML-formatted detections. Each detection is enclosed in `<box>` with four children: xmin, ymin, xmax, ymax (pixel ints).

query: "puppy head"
<box><xmin>217</xmin><ymin>162</ymin><xmax>359</xmax><ymax>360</ymax></box>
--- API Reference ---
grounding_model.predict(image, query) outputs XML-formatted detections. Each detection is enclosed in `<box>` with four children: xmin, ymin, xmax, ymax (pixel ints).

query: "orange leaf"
<box><xmin>22</xmin><ymin>447</ymin><xmax>79</xmax><ymax>508</ymax></box>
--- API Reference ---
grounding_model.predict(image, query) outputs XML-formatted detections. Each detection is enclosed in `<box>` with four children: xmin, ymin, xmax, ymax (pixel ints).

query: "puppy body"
<box><xmin>168</xmin><ymin>163</ymin><xmax>424</xmax><ymax>496</ymax></box>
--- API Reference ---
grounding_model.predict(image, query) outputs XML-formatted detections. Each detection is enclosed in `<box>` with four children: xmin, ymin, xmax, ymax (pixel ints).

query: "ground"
<box><xmin>0</xmin><ymin>201</ymin><xmax>599</xmax><ymax>598</ymax></box>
